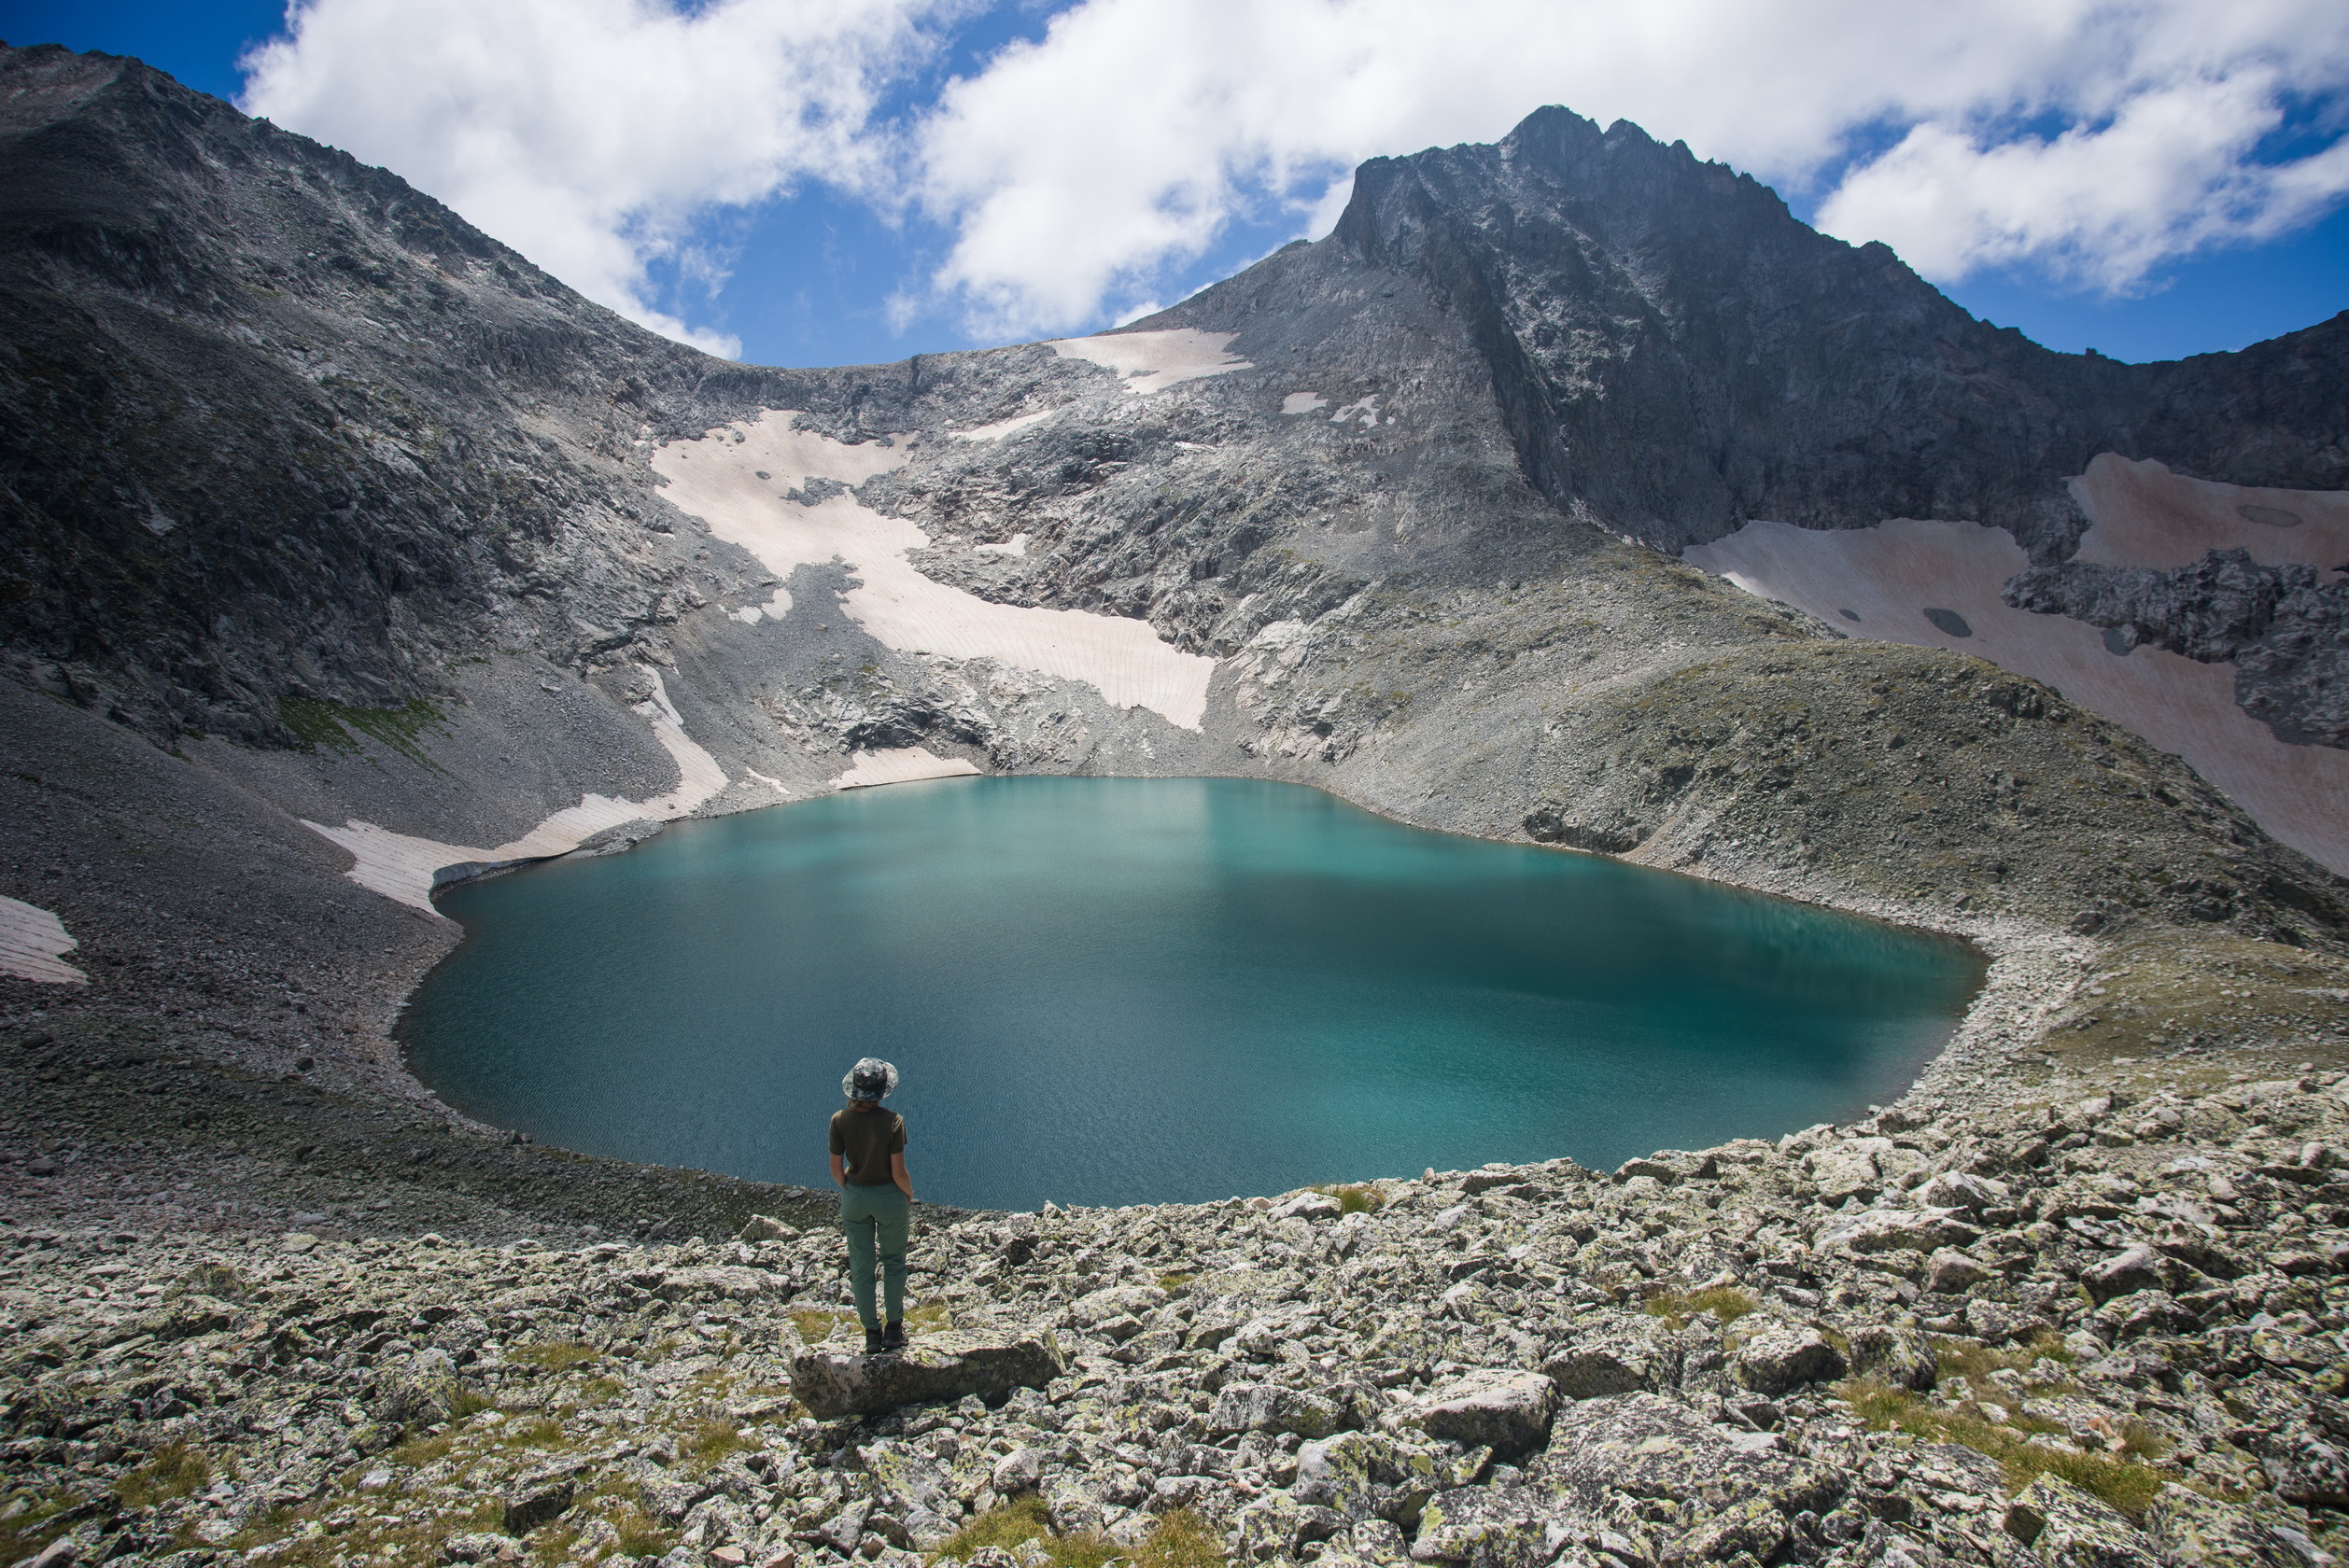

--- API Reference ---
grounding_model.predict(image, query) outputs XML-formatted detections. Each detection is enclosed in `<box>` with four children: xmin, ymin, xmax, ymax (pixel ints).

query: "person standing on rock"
<box><xmin>830</xmin><ymin>1057</ymin><xmax>913</xmax><ymax>1354</ymax></box>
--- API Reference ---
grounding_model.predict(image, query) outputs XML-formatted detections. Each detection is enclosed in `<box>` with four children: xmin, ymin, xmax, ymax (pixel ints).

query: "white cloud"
<box><xmin>240</xmin><ymin>0</ymin><xmax>956</xmax><ymax>356</ymax></box>
<box><xmin>235</xmin><ymin>0</ymin><xmax>2349</xmax><ymax>352</ymax></box>
<box><xmin>910</xmin><ymin>0</ymin><xmax>2349</xmax><ymax>335</ymax></box>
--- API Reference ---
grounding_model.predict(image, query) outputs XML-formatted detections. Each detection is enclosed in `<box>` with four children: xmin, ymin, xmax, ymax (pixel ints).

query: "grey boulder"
<box><xmin>1391</xmin><ymin>1369</ymin><xmax>1557</xmax><ymax>1454</ymax></box>
<box><xmin>1729</xmin><ymin>1323</ymin><xmax>1848</xmax><ymax>1395</ymax></box>
<box><xmin>788</xmin><ymin>1328</ymin><xmax>1065</xmax><ymax>1420</ymax></box>
<box><xmin>1208</xmin><ymin>1380</ymin><xmax>1345</xmax><ymax>1439</ymax></box>
<box><xmin>2004</xmin><ymin>1475</ymin><xmax>2159</xmax><ymax>1568</ymax></box>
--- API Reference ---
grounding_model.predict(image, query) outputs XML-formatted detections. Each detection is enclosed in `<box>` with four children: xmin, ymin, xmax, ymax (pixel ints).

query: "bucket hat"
<box><xmin>843</xmin><ymin>1057</ymin><xmax>899</xmax><ymax>1102</ymax></box>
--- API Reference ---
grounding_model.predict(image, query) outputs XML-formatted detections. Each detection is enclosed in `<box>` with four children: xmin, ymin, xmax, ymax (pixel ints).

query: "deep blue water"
<box><xmin>401</xmin><ymin>777</ymin><xmax>1982</xmax><ymax>1211</ymax></box>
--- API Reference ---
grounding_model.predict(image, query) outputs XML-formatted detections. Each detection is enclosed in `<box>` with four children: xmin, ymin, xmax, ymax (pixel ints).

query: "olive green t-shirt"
<box><xmin>830</xmin><ymin>1106</ymin><xmax>906</xmax><ymax>1186</ymax></box>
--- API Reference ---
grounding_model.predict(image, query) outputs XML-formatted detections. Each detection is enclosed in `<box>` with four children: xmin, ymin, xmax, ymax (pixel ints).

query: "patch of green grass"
<box><xmin>526</xmin><ymin>1517</ymin><xmax>584</xmax><ymax>1567</ymax></box>
<box><xmin>790</xmin><ymin>1309</ymin><xmax>849</xmax><ymax>1344</ymax></box>
<box><xmin>501</xmin><ymin>1417</ymin><xmax>567</xmax><ymax>1449</ymax></box>
<box><xmin>278</xmin><ymin>696</ymin><xmax>449</xmax><ymax>769</ymax></box>
<box><xmin>513</xmin><ymin>1340</ymin><xmax>601</xmax><ymax>1370</ymax></box>
<box><xmin>220</xmin><ymin>1492</ymin><xmax>507</xmax><ymax>1568</ymax></box>
<box><xmin>1643</xmin><ymin>1286</ymin><xmax>1758</xmax><ymax>1329</ymax></box>
<box><xmin>1157</xmin><ymin>1271</ymin><xmax>1195</xmax><ymax>1294</ymax></box>
<box><xmin>905</xmin><ymin>1300</ymin><xmax>953</xmax><ymax>1335</ymax></box>
<box><xmin>612</xmin><ymin>1505</ymin><xmax>671</xmax><ymax>1558</ymax></box>
<box><xmin>933</xmin><ymin>1498</ymin><xmax>1114</xmax><ymax>1568</ymax></box>
<box><xmin>447</xmin><ymin>1386</ymin><xmax>497</xmax><ymax>1420</ymax></box>
<box><xmin>577</xmin><ymin>1376</ymin><xmax>625</xmax><ymax>1405</ymax></box>
<box><xmin>1129</xmin><ymin>1509</ymin><xmax>1224</xmax><ymax>1568</ymax></box>
<box><xmin>387</xmin><ymin>1433</ymin><xmax>454</xmax><ymax>1469</ymax></box>
<box><xmin>1841</xmin><ymin>1379</ymin><xmax>2168</xmax><ymax>1518</ymax></box>
<box><xmin>931</xmin><ymin>1500</ymin><xmax>1217</xmax><ymax>1568</ymax></box>
<box><xmin>117</xmin><ymin>1439</ymin><xmax>210</xmax><ymax>1507</ymax></box>
<box><xmin>688</xmin><ymin>1420</ymin><xmax>747</xmax><ymax>1466</ymax></box>
<box><xmin>1314</xmin><ymin>1183</ymin><xmax>1385</xmax><ymax>1214</ymax></box>
<box><xmin>0</xmin><ymin>1491</ymin><xmax>77</xmax><ymax>1568</ymax></box>
<box><xmin>1934</xmin><ymin>1332</ymin><xmax>2072</xmax><ymax>1380</ymax></box>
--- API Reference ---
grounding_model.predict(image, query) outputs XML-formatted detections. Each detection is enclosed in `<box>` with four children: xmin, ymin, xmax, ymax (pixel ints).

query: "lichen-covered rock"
<box><xmin>654</xmin><ymin>1265</ymin><xmax>770</xmax><ymax>1302</ymax></box>
<box><xmin>1615</xmin><ymin>1151</ymin><xmax>1718</xmax><ymax>1185</ymax></box>
<box><xmin>2099</xmin><ymin>1289</ymin><xmax>2199</xmax><ymax>1341</ymax></box>
<box><xmin>2004</xmin><ymin>1475</ymin><xmax>2159</xmax><ymax>1568</ymax></box>
<box><xmin>1674</xmin><ymin>1496</ymin><xmax>1793</xmax><ymax>1564</ymax></box>
<box><xmin>735</xmin><ymin>1213</ymin><xmax>795</xmax><ymax>1242</ymax></box>
<box><xmin>1815</xmin><ymin>1208</ymin><xmax>1981</xmax><ymax>1255</ymax></box>
<box><xmin>1543</xmin><ymin>1318</ymin><xmax>1679</xmax><ymax>1399</ymax></box>
<box><xmin>499</xmin><ymin>1479</ymin><xmax>572</xmax><ymax>1535</ymax></box>
<box><xmin>1406</xmin><ymin>1484</ymin><xmax>1557</xmax><ymax>1568</ymax></box>
<box><xmin>787</xmin><ymin>1328</ymin><xmax>1064</xmax><ymax>1419</ymax></box>
<box><xmin>2143</xmin><ymin>1483</ymin><xmax>2303</xmax><ymax>1568</ymax></box>
<box><xmin>1209</xmin><ymin>1380</ymin><xmax>1346</xmax><ymax>1439</ymax></box>
<box><xmin>1927</xmin><ymin>1247</ymin><xmax>1993</xmax><ymax>1294</ymax></box>
<box><xmin>1043</xmin><ymin>1475</ymin><xmax>1104</xmax><ymax>1536</ymax></box>
<box><xmin>2083</xmin><ymin>1245</ymin><xmax>2170</xmax><ymax>1305</ymax></box>
<box><xmin>1842</xmin><ymin>1323</ymin><xmax>1937</xmax><ymax>1390</ymax></box>
<box><xmin>1391</xmin><ymin>1369</ymin><xmax>1556</xmax><ymax>1455</ymax></box>
<box><xmin>1070</xmin><ymin>1283</ymin><xmax>1167</xmax><ymax>1328</ymax></box>
<box><xmin>1804</xmin><ymin>1139</ymin><xmax>1895</xmax><ymax>1203</ymax></box>
<box><xmin>1234</xmin><ymin>1490</ymin><xmax>1346</xmax><ymax>1561</ymax></box>
<box><xmin>989</xmin><ymin>1447</ymin><xmax>1046</xmax><ymax>1495</ymax></box>
<box><xmin>2261</xmin><ymin>1403</ymin><xmax>2349</xmax><ymax>1509</ymax></box>
<box><xmin>1918</xmin><ymin>1170</ymin><xmax>2007</xmax><ymax>1211</ymax></box>
<box><xmin>862</xmin><ymin>1439</ymin><xmax>960</xmax><ymax>1548</ymax></box>
<box><xmin>1728</xmin><ymin>1322</ymin><xmax>1848</xmax><ymax>1395</ymax></box>
<box><xmin>1294</xmin><ymin>1431</ymin><xmax>1485</xmax><ymax>1525</ymax></box>
<box><xmin>639</xmin><ymin>1474</ymin><xmax>713</xmax><ymax>1524</ymax></box>
<box><xmin>1533</xmin><ymin>1393</ymin><xmax>1843</xmax><ymax>1519</ymax></box>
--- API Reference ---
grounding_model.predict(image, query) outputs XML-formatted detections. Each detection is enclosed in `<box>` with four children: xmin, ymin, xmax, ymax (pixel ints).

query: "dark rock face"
<box><xmin>0</xmin><ymin>44</ymin><xmax>855</xmax><ymax>745</ymax></box>
<box><xmin>1314</xmin><ymin>105</ymin><xmax>2348</xmax><ymax>558</ymax></box>
<box><xmin>2006</xmin><ymin>552</ymin><xmax>2349</xmax><ymax>747</ymax></box>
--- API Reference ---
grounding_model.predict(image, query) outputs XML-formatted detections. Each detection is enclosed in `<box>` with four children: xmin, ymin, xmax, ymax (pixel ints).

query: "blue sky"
<box><xmin>12</xmin><ymin>0</ymin><xmax>2348</xmax><ymax>370</ymax></box>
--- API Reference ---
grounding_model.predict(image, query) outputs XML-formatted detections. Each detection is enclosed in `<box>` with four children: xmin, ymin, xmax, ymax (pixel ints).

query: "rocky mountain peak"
<box><xmin>1316</xmin><ymin>102</ymin><xmax>2346</xmax><ymax>559</ymax></box>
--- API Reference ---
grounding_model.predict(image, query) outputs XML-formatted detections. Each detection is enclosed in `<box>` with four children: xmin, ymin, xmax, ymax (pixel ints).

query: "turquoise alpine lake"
<box><xmin>401</xmin><ymin>777</ymin><xmax>1984</xmax><ymax>1211</ymax></box>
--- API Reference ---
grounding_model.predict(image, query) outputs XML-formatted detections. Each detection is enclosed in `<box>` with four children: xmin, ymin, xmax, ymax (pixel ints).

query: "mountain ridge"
<box><xmin>0</xmin><ymin>38</ymin><xmax>2343</xmax><ymax>1211</ymax></box>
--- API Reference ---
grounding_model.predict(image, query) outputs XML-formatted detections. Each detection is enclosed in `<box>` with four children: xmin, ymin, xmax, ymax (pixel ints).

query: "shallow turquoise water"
<box><xmin>402</xmin><ymin>777</ymin><xmax>1982</xmax><ymax>1211</ymax></box>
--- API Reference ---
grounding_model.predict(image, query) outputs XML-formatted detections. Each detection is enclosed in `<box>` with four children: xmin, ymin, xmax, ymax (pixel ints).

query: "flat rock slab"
<box><xmin>788</xmin><ymin>1328</ymin><xmax>1065</xmax><ymax>1420</ymax></box>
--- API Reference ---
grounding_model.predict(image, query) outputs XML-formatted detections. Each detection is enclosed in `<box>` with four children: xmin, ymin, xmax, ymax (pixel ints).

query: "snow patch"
<box><xmin>1331</xmin><ymin>395</ymin><xmax>1383</xmax><ymax>427</ymax></box>
<box><xmin>974</xmin><ymin>533</ymin><xmax>1030</xmax><ymax>557</ymax></box>
<box><xmin>304</xmin><ymin>665</ymin><xmax>729</xmax><ymax>915</ymax></box>
<box><xmin>1685</xmin><ymin>512</ymin><xmax>2349</xmax><ymax>874</ymax></box>
<box><xmin>0</xmin><ymin>895</ymin><xmax>84</xmax><ymax>984</ymax></box>
<box><xmin>1281</xmin><ymin>392</ymin><xmax>1328</xmax><ymax>415</ymax></box>
<box><xmin>653</xmin><ymin>411</ymin><xmax>1216</xmax><ymax>727</ymax></box>
<box><xmin>831</xmin><ymin>747</ymin><xmax>984</xmax><ymax>790</ymax></box>
<box><xmin>2071</xmin><ymin>453</ymin><xmax>2349</xmax><ymax>581</ymax></box>
<box><xmin>1048</xmin><ymin>329</ymin><xmax>1252</xmax><ymax>396</ymax></box>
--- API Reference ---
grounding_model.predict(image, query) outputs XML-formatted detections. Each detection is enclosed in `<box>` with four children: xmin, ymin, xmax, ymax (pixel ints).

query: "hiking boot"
<box><xmin>863</xmin><ymin>1327</ymin><xmax>885</xmax><ymax>1354</ymax></box>
<box><xmin>882</xmin><ymin>1321</ymin><xmax>907</xmax><ymax>1351</ymax></box>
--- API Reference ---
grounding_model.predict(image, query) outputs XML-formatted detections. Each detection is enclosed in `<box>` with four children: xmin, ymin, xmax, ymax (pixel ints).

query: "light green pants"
<box><xmin>840</xmin><ymin>1182</ymin><xmax>909</xmax><ymax>1332</ymax></box>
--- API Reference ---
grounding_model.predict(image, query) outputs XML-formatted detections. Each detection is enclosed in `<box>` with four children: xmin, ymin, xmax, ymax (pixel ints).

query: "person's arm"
<box><xmin>831</xmin><ymin>1154</ymin><xmax>848</xmax><ymax>1188</ymax></box>
<box><xmin>891</xmin><ymin>1151</ymin><xmax>913</xmax><ymax>1202</ymax></box>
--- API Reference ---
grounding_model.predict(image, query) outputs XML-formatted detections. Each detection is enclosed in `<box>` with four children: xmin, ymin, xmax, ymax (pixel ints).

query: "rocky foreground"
<box><xmin>9</xmin><ymin>1060</ymin><xmax>2349</xmax><ymax>1568</ymax></box>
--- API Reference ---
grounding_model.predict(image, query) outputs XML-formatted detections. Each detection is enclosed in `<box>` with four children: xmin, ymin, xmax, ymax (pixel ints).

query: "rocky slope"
<box><xmin>5</xmin><ymin>40</ymin><xmax>2349</xmax><ymax>1568</ymax></box>
<box><xmin>9</xmin><ymin>1058</ymin><xmax>2349</xmax><ymax>1568</ymax></box>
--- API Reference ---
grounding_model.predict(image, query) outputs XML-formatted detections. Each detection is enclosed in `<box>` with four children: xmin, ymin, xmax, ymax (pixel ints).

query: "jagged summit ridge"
<box><xmin>1310</xmin><ymin>104</ymin><xmax>2349</xmax><ymax>554</ymax></box>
